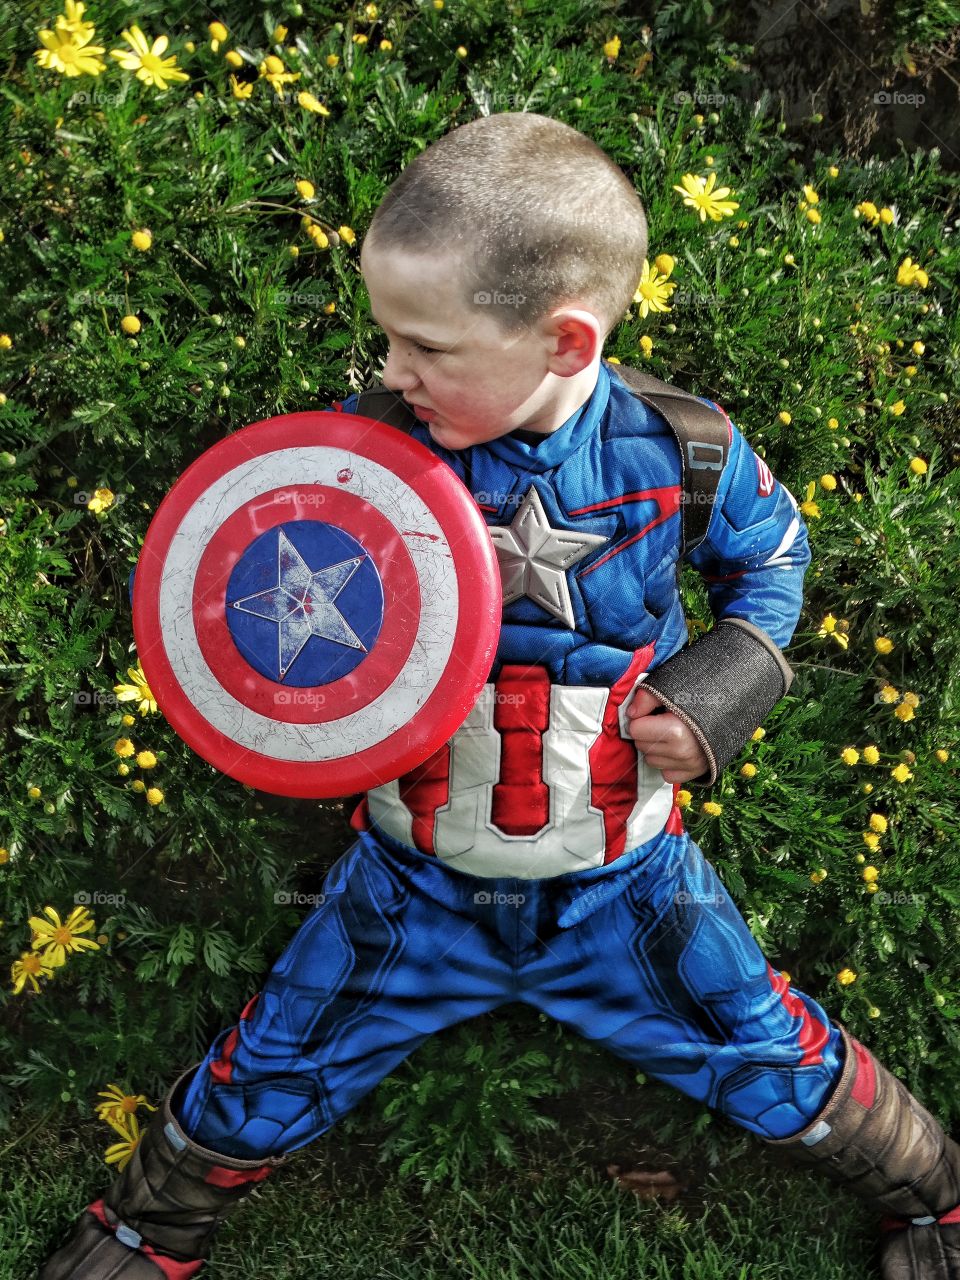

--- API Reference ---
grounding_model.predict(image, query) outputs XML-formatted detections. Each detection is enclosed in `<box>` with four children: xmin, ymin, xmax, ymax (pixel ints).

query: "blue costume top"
<box><xmin>333</xmin><ymin>360</ymin><xmax>811</xmax><ymax>879</ymax></box>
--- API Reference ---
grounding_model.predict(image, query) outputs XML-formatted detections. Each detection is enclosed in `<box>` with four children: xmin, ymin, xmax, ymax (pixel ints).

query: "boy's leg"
<box><xmin>41</xmin><ymin>830</ymin><xmax>517</xmax><ymax>1278</ymax></box>
<box><xmin>517</xmin><ymin>828</ymin><xmax>960</xmax><ymax>1280</ymax></box>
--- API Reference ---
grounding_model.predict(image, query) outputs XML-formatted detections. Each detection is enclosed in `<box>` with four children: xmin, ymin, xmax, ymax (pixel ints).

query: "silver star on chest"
<box><xmin>230</xmin><ymin>528</ymin><xmax>366</xmax><ymax>680</ymax></box>
<box><xmin>488</xmin><ymin>486</ymin><xmax>608</xmax><ymax>629</ymax></box>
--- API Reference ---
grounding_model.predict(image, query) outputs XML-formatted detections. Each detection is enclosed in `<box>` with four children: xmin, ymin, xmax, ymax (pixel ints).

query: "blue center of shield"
<box><xmin>225</xmin><ymin>522</ymin><xmax>383</xmax><ymax>686</ymax></box>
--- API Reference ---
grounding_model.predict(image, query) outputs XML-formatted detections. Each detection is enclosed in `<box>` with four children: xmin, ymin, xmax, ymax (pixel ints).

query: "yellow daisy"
<box><xmin>96</xmin><ymin>1083</ymin><xmax>158</xmax><ymax>1129</ymax></box>
<box><xmin>28</xmin><ymin>905</ymin><xmax>101</xmax><ymax>968</ymax></box>
<box><xmin>34</xmin><ymin>26</ymin><xmax>107</xmax><ymax>77</ymax></box>
<box><xmin>55</xmin><ymin>1</ymin><xmax>96</xmax><ymax>40</ymax></box>
<box><xmin>298</xmin><ymin>91</ymin><xmax>331</xmax><ymax>115</ymax></box>
<box><xmin>11</xmin><ymin>950</ymin><xmax>57</xmax><ymax>996</ymax></box>
<box><xmin>633</xmin><ymin>259</ymin><xmax>676</xmax><ymax>319</ymax></box>
<box><xmin>673</xmin><ymin>171</ymin><xmax>740</xmax><ymax>222</ymax></box>
<box><xmin>104</xmin><ymin>1111</ymin><xmax>142</xmax><ymax>1171</ymax></box>
<box><xmin>110</xmin><ymin>26</ymin><xmax>190</xmax><ymax>91</ymax></box>
<box><xmin>113</xmin><ymin>662</ymin><xmax>158</xmax><ymax>716</ymax></box>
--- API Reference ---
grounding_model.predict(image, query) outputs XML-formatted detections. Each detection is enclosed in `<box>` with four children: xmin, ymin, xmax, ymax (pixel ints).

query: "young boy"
<box><xmin>41</xmin><ymin>112</ymin><xmax>960</xmax><ymax>1280</ymax></box>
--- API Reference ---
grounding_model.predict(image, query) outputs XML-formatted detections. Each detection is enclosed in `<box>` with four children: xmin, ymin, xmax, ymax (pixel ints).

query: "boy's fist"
<box><xmin>625</xmin><ymin>686</ymin><xmax>710</xmax><ymax>784</ymax></box>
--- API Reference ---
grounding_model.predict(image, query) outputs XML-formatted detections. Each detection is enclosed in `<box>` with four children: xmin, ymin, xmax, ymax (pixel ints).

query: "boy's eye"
<box><xmin>410</xmin><ymin>340</ymin><xmax>439</xmax><ymax>355</ymax></box>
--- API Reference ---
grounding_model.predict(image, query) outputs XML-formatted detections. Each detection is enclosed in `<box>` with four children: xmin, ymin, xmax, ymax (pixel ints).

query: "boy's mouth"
<box><xmin>409</xmin><ymin>403</ymin><xmax>437</xmax><ymax>421</ymax></box>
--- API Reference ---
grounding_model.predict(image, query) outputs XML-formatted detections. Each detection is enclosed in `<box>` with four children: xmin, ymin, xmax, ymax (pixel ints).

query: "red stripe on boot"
<box><xmin>204</xmin><ymin>1162</ymin><xmax>274</xmax><ymax>1188</ymax></box>
<box><xmin>849</xmin><ymin>1038</ymin><xmax>878</xmax><ymax>1109</ymax></box>
<box><xmin>85</xmin><ymin>1199</ymin><xmax>203</xmax><ymax>1278</ymax></box>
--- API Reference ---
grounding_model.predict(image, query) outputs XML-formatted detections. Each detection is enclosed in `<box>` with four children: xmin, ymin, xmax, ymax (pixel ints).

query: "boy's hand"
<box><xmin>625</xmin><ymin>686</ymin><xmax>710</xmax><ymax>784</ymax></box>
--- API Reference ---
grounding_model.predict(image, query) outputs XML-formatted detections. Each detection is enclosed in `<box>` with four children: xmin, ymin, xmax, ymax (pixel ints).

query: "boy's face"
<box><xmin>360</xmin><ymin>236</ymin><xmax>602</xmax><ymax>451</ymax></box>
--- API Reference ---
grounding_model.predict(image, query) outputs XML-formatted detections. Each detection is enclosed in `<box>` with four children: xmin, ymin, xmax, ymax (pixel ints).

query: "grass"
<box><xmin>13</xmin><ymin>1085</ymin><xmax>874</xmax><ymax>1280</ymax></box>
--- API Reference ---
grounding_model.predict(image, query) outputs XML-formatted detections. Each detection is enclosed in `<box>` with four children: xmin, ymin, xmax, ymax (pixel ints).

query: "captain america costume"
<box><xmin>168</xmin><ymin>357</ymin><xmax>846</xmax><ymax>1160</ymax></box>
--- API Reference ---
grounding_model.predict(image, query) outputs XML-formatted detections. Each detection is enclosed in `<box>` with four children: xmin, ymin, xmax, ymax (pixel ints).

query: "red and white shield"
<box><xmin>132</xmin><ymin>411</ymin><xmax>501</xmax><ymax>798</ymax></box>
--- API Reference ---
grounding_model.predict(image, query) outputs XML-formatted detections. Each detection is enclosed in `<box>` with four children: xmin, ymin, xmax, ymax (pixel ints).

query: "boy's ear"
<box><xmin>547</xmin><ymin>309</ymin><xmax>603</xmax><ymax>375</ymax></box>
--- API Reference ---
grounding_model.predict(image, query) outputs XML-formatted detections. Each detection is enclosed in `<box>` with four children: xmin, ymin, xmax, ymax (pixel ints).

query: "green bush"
<box><xmin>1</xmin><ymin>0</ymin><xmax>959</xmax><ymax>1184</ymax></box>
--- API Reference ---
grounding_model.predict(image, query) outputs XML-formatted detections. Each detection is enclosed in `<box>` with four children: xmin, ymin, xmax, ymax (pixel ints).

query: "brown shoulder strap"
<box><xmin>351</xmin><ymin>384</ymin><xmax>420</xmax><ymax>434</ymax></box>
<box><xmin>604</xmin><ymin>360</ymin><xmax>729</xmax><ymax>558</ymax></box>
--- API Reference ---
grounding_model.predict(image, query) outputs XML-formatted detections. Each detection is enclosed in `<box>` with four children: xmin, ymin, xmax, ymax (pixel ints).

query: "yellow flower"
<box><xmin>259</xmin><ymin>57</ymin><xmax>300</xmax><ymax>96</ymax></box>
<box><xmin>338</xmin><ymin>225</ymin><xmax>356</xmax><ymax>246</ymax></box>
<box><xmin>230</xmin><ymin>75</ymin><xmax>253</xmax><ymax>100</ymax></box>
<box><xmin>28</xmin><ymin>905</ymin><xmax>101</xmax><ymax>969</ymax></box>
<box><xmin>326</xmin><ymin>54</ymin><xmax>340</xmax><ymax>67</ymax></box>
<box><xmin>862</xmin><ymin>865</ymin><xmax>879</xmax><ymax>883</ymax></box>
<box><xmin>935</xmin><ymin>748</ymin><xmax>949</xmax><ymax>763</ymax></box>
<box><xmin>866</xmin><ymin>882</ymin><xmax>879</xmax><ymax>894</ymax></box>
<box><xmin>296</xmin><ymin>179</ymin><xmax>315</xmax><ymax>200</ymax></box>
<box><xmin>675</xmin><ymin>789</ymin><xmax>692</xmax><ymax>809</ymax></box>
<box><xmin>896</xmin><ymin>257</ymin><xmax>929</xmax><ymax>288</ymax></box>
<box><xmin>879</xmin><ymin>207</ymin><xmax>894</xmax><ymax>224</ymax></box>
<box><xmin>863</xmin><ymin>745</ymin><xmax>880</xmax><ymax>765</ymax></box>
<box><xmin>857</xmin><ymin>201</ymin><xmax>880</xmax><ymax>226</ymax></box>
<box><xmin>802</xmin><ymin>184</ymin><xmax>820</xmax><ymax>204</ymax></box>
<box><xmin>120</xmin><ymin>315</ymin><xmax>141</xmax><ymax>335</ymax></box>
<box><xmin>780</xmin><ymin>970</ymin><xmax>792</xmax><ymax>983</ymax></box>
<box><xmin>308</xmin><ymin>225</ymin><xmax>329</xmax><ymax>249</ymax></box>
<box><xmin>810</xmin><ymin>869</ymin><xmax>827</xmax><ymax>884</ymax></box>
<box><xmin>121</xmin><ymin>713</ymin><xmax>135</xmax><ymax>726</ymax></box>
<box><xmin>869</xmin><ymin>813</ymin><xmax>888</xmax><ymax>833</ymax></box>
<box><xmin>910</xmin><ymin>457</ymin><xmax>928</xmax><ymax>475</ymax></box>
<box><xmin>273</xmin><ymin>24</ymin><xmax>289</xmax><ymax>43</ymax></box>
<box><xmin>225</xmin><ymin>50</ymin><xmax>244</xmax><ymax>68</ymax></box>
<box><xmin>455</xmin><ymin>45</ymin><xmax>467</xmax><ymax>57</ymax></box>
<box><xmin>11</xmin><ymin>950</ymin><xmax>57</xmax><ymax>995</ymax></box>
<box><xmin>0</xmin><ymin>334</ymin><xmax>12</xmax><ymax>351</ymax></box>
<box><xmin>639</xmin><ymin>335</ymin><xmax>653</xmax><ymax>356</ymax></box>
<box><xmin>34</xmin><ymin>24</ymin><xmax>107</xmax><ymax>77</ymax></box>
<box><xmin>131</xmin><ymin>779</ymin><xmax>145</xmax><ymax>793</ymax></box>
<box><xmin>146</xmin><ymin>786</ymin><xmax>164</xmax><ymax>806</ymax></box>
<box><xmin>114</xmin><ymin>737</ymin><xmax>135</xmax><ymax>758</ymax></box>
<box><xmin>96</xmin><ymin>1083</ymin><xmax>158</xmax><ymax>1129</ymax></box>
<box><xmin>912</xmin><ymin>340</ymin><xmax>925</xmax><ymax>355</ymax></box>
<box><xmin>135</xmin><ymin>750</ymin><xmax>157</xmax><ymax>769</ymax></box>
<box><xmin>751</xmin><ymin>727</ymin><xmax>765</xmax><ymax>741</ymax></box>
<box><xmin>778</xmin><ymin>410</ymin><xmax>792</xmax><ymax>425</ymax></box>
<box><xmin>702</xmin><ymin>801</ymin><xmax>723</xmax><ymax>816</ymax></box>
<box><xmin>113</xmin><ymin>662</ymin><xmax>158</xmax><ymax>716</ymax></box>
<box><xmin>806</xmin><ymin>208</ymin><xmax>821</xmax><ymax>224</ymax></box>
<box><xmin>131</xmin><ymin>229</ymin><xmax>152</xmax><ymax>251</ymax></box>
<box><xmin>55</xmin><ymin>1</ymin><xmax>96</xmax><ymax>38</ymax></box>
<box><xmin>874</xmin><ymin>636</ymin><xmax>894</xmax><ymax>654</ymax></box>
<box><xmin>728</xmin><ymin>235</ymin><xmax>740</xmax><ymax>247</ymax></box>
<box><xmin>878</xmin><ymin>685</ymin><xmax>899</xmax><ymax>704</ymax></box>
<box><xmin>632</xmin><ymin>258</ymin><xmax>676</xmax><ymax>319</ymax></box>
<box><xmin>740</xmin><ymin>763</ymin><xmax>757</xmax><ymax>778</ymax></box>
<box><xmin>828</xmin><ymin>165</ymin><xmax>839</xmax><ymax>178</ymax></box>
<box><xmin>827</xmin><ymin>417</ymin><xmax>839</xmax><ymax>429</ymax></box>
<box><xmin>87</xmin><ymin>487</ymin><xmax>114</xmax><ymax>513</ymax></box>
<box><xmin>603</xmin><ymin>35</ymin><xmax>621</xmax><ymax>59</ymax></box>
<box><xmin>298</xmin><ymin>91</ymin><xmax>330</xmax><ymax>115</ymax></box>
<box><xmin>110</xmin><ymin>26</ymin><xmax>190</xmax><ymax>91</ymax></box>
<box><xmin>891</xmin><ymin>763</ymin><xmax>912</xmax><ymax>782</ymax></box>
<box><xmin>654</xmin><ymin>253</ymin><xmax>675</xmax><ymax>277</ymax></box>
<box><xmin>208</xmin><ymin>21</ymin><xmax>228</xmax><ymax>42</ymax></box>
<box><xmin>379</xmin><ymin>40</ymin><xmax>393</xmax><ymax>52</ymax></box>
<box><xmin>118</xmin><ymin>763</ymin><xmax>129</xmax><ymax>776</ymax></box>
<box><xmin>863</xmin><ymin>831</ymin><xmax>880</xmax><ymax>851</ymax></box>
<box><xmin>905</xmin><ymin>365</ymin><xmax>917</xmax><ymax>376</ymax></box>
<box><xmin>863</xmin><ymin>783</ymin><xmax>874</xmax><ymax>794</ymax></box>
<box><xmin>837</xmin><ymin>968</ymin><xmax>857</xmax><ymax>986</ymax></box>
<box><xmin>841</xmin><ymin>747</ymin><xmax>860</xmax><ymax>766</ymax></box>
<box><xmin>673</xmin><ymin>171</ymin><xmax>740</xmax><ymax>222</ymax></box>
<box><xmin>889</xmin><ymin>400</ymin><xmax>906</xmax><ymax>416</ymax></box>
<box><xmin>364</xmin><ymin>2</ymin><xmax>379</xmax><ymax>17</ymax></box>
<box><xmin>894</xmin><ymin>704</ymin><xmax>915</xmax><ymax>723</ymax></box>
<box><xmin>820</xmin><ymin>473</ymin><xmax>837</xmax><ymax>490</ymax></box>
<box><xmin>28</xmin><ymin>785</ymin><xmax>41</xmax><ymax>799</ymax></box>
<box><xmin>104</xmin><ymin>1112</ymin><xmax>142</xmax><ymax>1171</ymax></box>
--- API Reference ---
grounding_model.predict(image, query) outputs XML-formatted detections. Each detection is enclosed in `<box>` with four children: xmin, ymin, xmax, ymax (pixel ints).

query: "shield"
<box><xmin>131</xmin><ymin>410</ymin><xmax>502</xmax><ymax>798</ymax></box>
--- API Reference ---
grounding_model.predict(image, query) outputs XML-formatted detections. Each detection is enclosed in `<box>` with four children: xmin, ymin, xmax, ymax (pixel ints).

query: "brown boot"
<box><xmin>39</xmin><ymin>1063</ymin><xmax>287</xmax><ymax>1278</ymax></box>
<box><xmin>762</xmin><ymin>1019</ymin><xmax>960</xmax><ymax>1279</ymax></box>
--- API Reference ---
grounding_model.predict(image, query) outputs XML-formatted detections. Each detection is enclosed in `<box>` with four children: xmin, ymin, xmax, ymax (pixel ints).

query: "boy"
<box><xmin>41</xmin><ymin>112</ymin><xmax>960</xmax><ymax>1280</ymax></box>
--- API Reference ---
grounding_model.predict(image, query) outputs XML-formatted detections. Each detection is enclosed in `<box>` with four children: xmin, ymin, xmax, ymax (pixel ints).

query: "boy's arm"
<box><xmin>637</xmin><ymin>416</ymin><xmax>811</xmax><ymax>787</ymax></box>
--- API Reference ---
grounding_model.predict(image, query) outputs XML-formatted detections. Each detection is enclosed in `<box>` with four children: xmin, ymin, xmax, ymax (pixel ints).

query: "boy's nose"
<box><xmin>381</xmin><ymin>346</ymin><xmax>421</xmax><ymax>395</ymax></box>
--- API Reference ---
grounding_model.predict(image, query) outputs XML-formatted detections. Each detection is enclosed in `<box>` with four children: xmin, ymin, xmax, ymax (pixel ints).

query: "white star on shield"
<box><xmin>230</xmin><ymin>528</ymin><xmax>367</xmax><ymax>680</ymax></box>
<box><xmin>487</xmin><ymin>486</ymin><xmax>608</xmax><ymax>629</ymax></box>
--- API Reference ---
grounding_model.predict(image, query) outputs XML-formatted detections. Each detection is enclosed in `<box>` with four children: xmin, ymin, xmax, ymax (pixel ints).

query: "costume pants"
<box><xmin>176</xmin><ymin>824</ymin><xmax>845</xmax><ymax>1157</ymax></box>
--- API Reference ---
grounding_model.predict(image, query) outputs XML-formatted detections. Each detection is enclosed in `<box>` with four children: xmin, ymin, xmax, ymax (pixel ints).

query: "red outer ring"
<box><xmin>132</xmin><ymin>412</ymin><xmax>502</xmax><ymax>798</ymax></box>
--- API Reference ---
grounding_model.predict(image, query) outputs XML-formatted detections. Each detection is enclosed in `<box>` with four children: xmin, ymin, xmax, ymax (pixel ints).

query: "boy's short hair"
<box><xmin>364</xmin><ymin>111</ymin><xmax>648</xmax><ymax>344</ymax></box>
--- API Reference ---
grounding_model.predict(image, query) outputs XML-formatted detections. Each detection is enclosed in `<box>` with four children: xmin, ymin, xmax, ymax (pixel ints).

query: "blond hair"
<box><xmin>364</xmin><ymin>112</ymin><xmax>647</xmax><ymax>341</ymax></box>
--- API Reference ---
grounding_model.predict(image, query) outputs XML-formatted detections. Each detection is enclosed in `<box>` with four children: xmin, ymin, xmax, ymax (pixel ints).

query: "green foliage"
<box><xmin>1</xmin><ymin>0</ymin><xmax>959</xmax><ymax>1198</ymax></box>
